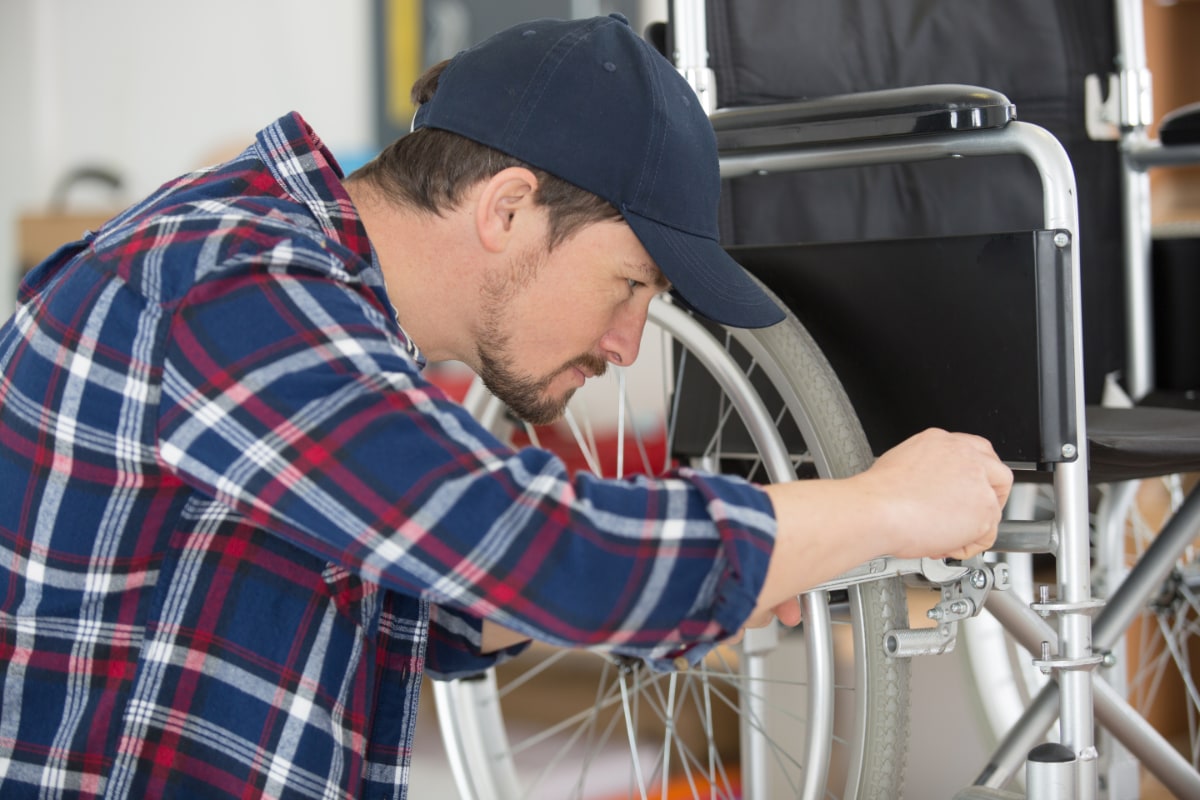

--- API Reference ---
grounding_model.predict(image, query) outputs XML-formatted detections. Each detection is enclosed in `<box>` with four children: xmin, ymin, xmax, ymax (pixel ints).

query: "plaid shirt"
<box><xmin>0</xmin><ymin>112</ymin><xmax>776</xmax><ymax>799</ymax></box>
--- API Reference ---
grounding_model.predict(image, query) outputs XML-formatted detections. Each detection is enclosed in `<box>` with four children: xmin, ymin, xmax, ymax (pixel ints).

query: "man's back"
<box><xmin>0</xmin><ymin>112</ymin><xmax>426</xmax><ymax>799</ymax></box>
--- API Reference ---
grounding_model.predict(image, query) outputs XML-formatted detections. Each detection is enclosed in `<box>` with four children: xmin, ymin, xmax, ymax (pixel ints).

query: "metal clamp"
<box><xmin>808</xmin><ymin>555</ymin><xmax>984</xmax><ymax>595</ymax></box>
<box><xmin>884</xmin><ymin>560</ymin><xmax>1010</xmax><ymax>658</ymax></box>
<box><xmin>1085</xmin><ymin>68</ymin><xmax>1154</xmax><ymax>141</ymax></box>
<box><xmin>1033</xmin><ymin>640</ymin><xmax>1106</xmax><ymax>675</ymax></box>
<box><xmin>1030</xmin><ymin>584</ymin><xmax>1104</xmax><ymax>617</ymax></box>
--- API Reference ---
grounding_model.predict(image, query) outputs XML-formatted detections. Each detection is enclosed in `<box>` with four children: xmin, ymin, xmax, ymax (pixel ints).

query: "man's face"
<box><xmin>474</xmin><ymin>218</ymin><xmax>668</xmax><ymax>425</ymax></box>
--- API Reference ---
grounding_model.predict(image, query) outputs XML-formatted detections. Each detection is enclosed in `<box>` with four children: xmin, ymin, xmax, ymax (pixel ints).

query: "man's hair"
<box><xmin>348</xmin><ymin>60</ymin><xmax>623</xmax><ymax>250</ymax></box>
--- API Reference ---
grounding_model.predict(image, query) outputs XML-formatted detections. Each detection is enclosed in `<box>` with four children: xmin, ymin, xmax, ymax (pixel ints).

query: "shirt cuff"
<box><xmin>425</xmin><ymin>603</ymin><xmax>530</xmax><ymax>680</ymax></box>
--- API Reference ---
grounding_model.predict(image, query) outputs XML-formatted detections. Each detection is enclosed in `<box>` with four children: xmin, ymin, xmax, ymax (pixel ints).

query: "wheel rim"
<box><xmin>434</xmin><ymin>297</ymin><xmax>900</xmax><ymax>800</ymax></box>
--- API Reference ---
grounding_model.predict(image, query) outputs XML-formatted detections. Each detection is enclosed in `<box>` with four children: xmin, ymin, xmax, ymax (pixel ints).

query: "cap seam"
<box><xmin>632</xmin><ymin>44</ymin><xmax>667</xmax><ymax>209</ymax></box>
<box><xmin>503</xmin><ymin>18</ymin><xmax>607</xmax><ymax>150</ymax></box>
<box><xmin>635</xmin><ymin>227</ymin><xmax>773</xmax><ymax>318</ymax></box>
<box><xmin>623</xmin><ymin>205</ymin><xmax>717</xmax><ymax>242</ymax></box>
<box><xmin>656</xmin><ymin>228</ymin><xmax>765</xmax><ymax>302</ymax></box>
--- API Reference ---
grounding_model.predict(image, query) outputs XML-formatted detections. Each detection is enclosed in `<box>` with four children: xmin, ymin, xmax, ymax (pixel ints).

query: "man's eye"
<box><xmin>627</xmin><ymin>278</ymin><xmax>643</xmax><ymax>290</ymax></box>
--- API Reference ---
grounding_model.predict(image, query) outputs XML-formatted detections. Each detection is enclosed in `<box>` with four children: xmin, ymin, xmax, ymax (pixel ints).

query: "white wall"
<box><xmin>1</xmin><ymin>0</ymin><xmax>40</xmax><ymax>318</ymax></box>
<box><xmin>0</xmin><ymin>0</ymin><xmax>375</xmax><ymax>317</ymax></box>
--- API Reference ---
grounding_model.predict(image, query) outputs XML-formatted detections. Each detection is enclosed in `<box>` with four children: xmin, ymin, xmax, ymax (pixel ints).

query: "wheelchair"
<box><xmin>431</xmin><ymin>1</ymin><xmax>1200</xmax><ymax>797</ymax></box>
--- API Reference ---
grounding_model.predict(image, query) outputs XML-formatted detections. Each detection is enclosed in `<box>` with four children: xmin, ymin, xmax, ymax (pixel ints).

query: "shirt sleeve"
<box><xmin>155</xmin><ymin>248</ymin><xmax>777</xmax><ymax>668</ymax></box>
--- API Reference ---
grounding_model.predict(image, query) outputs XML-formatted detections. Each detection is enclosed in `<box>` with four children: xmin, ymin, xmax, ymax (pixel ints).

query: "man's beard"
<box><xmin>475</xmin><ymin>247</ymin><xmax>608</xmax><ymax>426</ymax></box>
<box><xmin>477</xmin><ymin>337</ymin><xmax>609</xmax><ymax>426</ymax></box>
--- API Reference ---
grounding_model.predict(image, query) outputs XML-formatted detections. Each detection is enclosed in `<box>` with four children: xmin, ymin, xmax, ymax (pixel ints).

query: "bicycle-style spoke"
<box><xmin>563</xmin><ymin>662</ymin><xmax>629</xmax><ymax>800</ymax></box>
<box><xmin>622</xmin><ymin>385</ymin><xmax>656</xmax><ymax>477</ymax></box>
<box><xmin>655</xmin><ymin>673</ymin><xmax>678</xmax><ymax>798</ymax></box>
<box><xmin>518</xmin><ymin>419</ymin><xmax>541</xmax><ymax>451</ymax></box>
<box><xmin>495</xmin><ymin>648</ymin><xmax>574</xmax><ymax>700</ymax></box>
<box><xmin>1114</xmin><ymin>474</ymin><xmax>1200</xmax><ymax>779</ymax></box>
<box><xmin>561</xmin><ymin>408</ymin><xmax>604</xmax><ymax>476</ymax></box>
<box><xmin>504</xmin><ymin>677</ymin><xmax>624</xmax><ymax>758</ymax></box>
<box><xmin>662</xmin><ymin>342</ymin><xmax>688</xmax><ymax>475</ymax></box>
<box><xmin>528</xmin><ymin>708</ymin><xmax>623</xmax><ymax>800</ymax></box>
<box><xmin>617</xmin><ymin>667</ymin><xmax>651</xmax><ymax>800</ymax></box>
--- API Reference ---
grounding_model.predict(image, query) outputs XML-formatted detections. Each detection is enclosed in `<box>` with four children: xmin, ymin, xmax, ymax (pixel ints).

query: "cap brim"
<box><xmin>623</xmin><ymin>210</ymin><xmax>786</xmax><ymax>329</ymax></box>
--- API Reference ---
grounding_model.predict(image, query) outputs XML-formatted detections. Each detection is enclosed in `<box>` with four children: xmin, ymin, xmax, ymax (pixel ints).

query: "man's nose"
<box><xmin>600</xmin><ymin>300</ymin><xmax>649</xmax><ymax>367</ymax></box>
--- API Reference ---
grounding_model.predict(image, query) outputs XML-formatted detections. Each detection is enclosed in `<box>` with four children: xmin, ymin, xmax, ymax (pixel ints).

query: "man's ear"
<box><xmin>475</xmin><ymin>167</ymin><xmax>543</xmax><ymax>253</ymax></box>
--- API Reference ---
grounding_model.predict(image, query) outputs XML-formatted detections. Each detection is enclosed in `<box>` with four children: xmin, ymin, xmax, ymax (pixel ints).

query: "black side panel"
<box><xmin>674</xmin><ymin>232</ymin><xmax>1066</xmax><ymax>466</ymax></box>
<box><xmin>1152</xmin><ymin>236</ymin><xmax>1200</xmax><ymax>391</ymax></box>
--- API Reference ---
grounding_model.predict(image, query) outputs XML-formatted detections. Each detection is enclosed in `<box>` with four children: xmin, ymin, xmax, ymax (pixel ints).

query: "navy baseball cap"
<box><xmin>412</xmin><ymin>14</ymin><xmax>785</xmax><ymax>329</ymax></box>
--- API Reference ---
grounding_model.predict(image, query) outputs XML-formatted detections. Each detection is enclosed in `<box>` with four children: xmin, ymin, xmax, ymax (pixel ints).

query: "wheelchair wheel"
<box><xmin>433</xmin><ymin>293</ymin><xmax>910</xmax><ymax>800</ymax></box>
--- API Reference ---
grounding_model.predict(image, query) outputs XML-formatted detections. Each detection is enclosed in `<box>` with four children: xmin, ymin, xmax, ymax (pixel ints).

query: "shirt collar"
<box><xmin>254</xmin><ymin>112</ymin><xmax>373</xmax><ymax>264</ymax></box>
<box><xmin>256</xmin><ymin>112</ymin><xmax>425</xmax><ymax>370</ymax></box>
<box><xmin>369</xmin><ymin>245</ymin><xmax>426</xmax><ymax>370</ymax></box>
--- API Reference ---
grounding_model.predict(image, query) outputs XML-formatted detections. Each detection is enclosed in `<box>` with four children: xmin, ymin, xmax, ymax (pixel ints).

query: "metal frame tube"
<box><xmin>995</xmin><ymin>520</ymin><xmax>1059</xmax><ymax>554</ymax></box>
<box><xmin>1125</xmin><ymin>141</ymin><xmax>1200</xmax><ymax>168</ymax></box>
<box><xmin>722</xmin><ymin>123</ymin><xmax>1098</xmax><ymax>796</ymax></box>
<box><xmin>981</xmin><ymin>584</ymin><xmax>1200</xmax><ymax>798</ymax></box>
<box><xmin>1119</xmin><ymin>150</ymin><xmax>1155</xmax><ymax>399</ymax></box>
<box><xmin>671</xmin><ymin>0</ymin><xmax>717</xmax><ymax>114</ymax></box>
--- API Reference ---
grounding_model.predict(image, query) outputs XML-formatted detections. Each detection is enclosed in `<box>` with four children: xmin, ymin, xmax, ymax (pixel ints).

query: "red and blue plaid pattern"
<box><xmin>0</xmin><ymin>112</ymin><xmax>775</xmax><ymax>798</ymax></box>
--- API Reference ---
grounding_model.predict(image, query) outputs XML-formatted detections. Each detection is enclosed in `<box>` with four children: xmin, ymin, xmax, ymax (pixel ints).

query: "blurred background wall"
<box><xmin>0</xmin><ymin>0</ymin><xmax>667</xmax><ymax>321</ymax></box>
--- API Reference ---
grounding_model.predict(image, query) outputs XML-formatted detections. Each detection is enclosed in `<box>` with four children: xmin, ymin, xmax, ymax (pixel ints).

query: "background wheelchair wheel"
<box><xmin>433</xmin><ymin>293</ymin><xmax>910</xmax><ymax>800</ymax></box>
<box><xmin>1098</xmin><ymin>474</ymin><xmax>1200</xmax><ymax>796</ymax></box>
<box><xmin>962</xmin><ymin>476</ymin><xmax>1200</xmax><ymax>796</ymax></box>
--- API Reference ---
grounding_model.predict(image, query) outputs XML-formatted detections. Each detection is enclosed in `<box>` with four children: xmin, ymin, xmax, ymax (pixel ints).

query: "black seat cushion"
<box><xmin>1086</xmin><ymin>405</ymin><xmax>1200</xmax><ymax>483</ymax></box>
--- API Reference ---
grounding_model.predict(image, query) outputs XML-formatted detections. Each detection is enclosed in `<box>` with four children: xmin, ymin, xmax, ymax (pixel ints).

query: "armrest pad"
<box><xmin>1161</xmin><ymin>101</ymin><xmax>1200</xmax><ymax>146</ymax></box>
<box><xmin>711</xmin><ymin>84</ymin><xmax>1015</xmax><ymax>154</ymax></box>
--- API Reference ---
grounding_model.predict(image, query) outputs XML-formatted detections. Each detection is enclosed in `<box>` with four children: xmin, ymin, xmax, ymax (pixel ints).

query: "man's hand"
<box><xmin>750</xmin><ymin>428</ymin><xmax>1012</xmax><ymax>627</ymax></box>
<box><xmin>859</xmin><ymin>429</ymin><xmax>1012</xmax><ymax>561</ymax></box>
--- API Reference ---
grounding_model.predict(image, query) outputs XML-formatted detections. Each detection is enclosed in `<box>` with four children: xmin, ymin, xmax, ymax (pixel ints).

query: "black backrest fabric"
<box><xmin>705</xmin><ymin>0</ymin><xmax>1122</xmax><ymax>403</ymax></box>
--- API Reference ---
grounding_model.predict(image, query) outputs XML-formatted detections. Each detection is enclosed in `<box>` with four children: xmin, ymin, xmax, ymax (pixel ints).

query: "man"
<box><xmin>0</xmin><ymin>13</ymin><xmax>1010</xmax><ymax>799</ymax></box>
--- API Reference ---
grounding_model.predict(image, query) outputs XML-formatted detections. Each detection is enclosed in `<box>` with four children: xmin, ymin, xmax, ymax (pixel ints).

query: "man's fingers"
<box><xmin>985</xmin><ymin>457</ymin><xmax>1014</xmax><ymax>496</ymax></box>
<box><xmin>956</xmin><ymin>431</ymin><xmax>1014</xmax><ymax>508</ymax></box>
<box><xmin>773</xmin><ymin>597</ymin><xmax>803</xmax><ymax>627</ymax></box>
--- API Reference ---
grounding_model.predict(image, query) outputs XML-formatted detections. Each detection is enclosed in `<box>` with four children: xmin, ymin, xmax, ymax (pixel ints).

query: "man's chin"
<box><xmin>493</xmin><ymin>386</ymin><xmax>576</xmax><ymax>427</ymax></box>
<box><xmin>522</xmin><ymin>391</ymin><xmax>575</xmax><ymax>427</ymax></box>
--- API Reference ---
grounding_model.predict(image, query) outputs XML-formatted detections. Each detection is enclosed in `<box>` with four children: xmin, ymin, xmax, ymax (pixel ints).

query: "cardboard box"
<box><xmin>17</xmin><ymin>211</ymin><xmax>116</xmax><ymax>276</ymax></box>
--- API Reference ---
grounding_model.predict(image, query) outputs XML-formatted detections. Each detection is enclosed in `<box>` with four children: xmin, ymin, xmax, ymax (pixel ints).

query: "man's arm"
<box><xmin>480</xmin><ymin>428</ymin><xmax>1011</xmax><ymax>644</ymax></box>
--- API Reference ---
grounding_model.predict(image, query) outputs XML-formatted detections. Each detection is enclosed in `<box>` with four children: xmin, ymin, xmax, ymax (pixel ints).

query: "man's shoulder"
<box><xmin>85</xmin><ymin>172</ymin><xmax>292</xmax><ymax>290</ymax></box>
<box><xmin>88</xmin><ymin>150</ymin><xmax>368</xmax><ymax>305</ymax></box>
